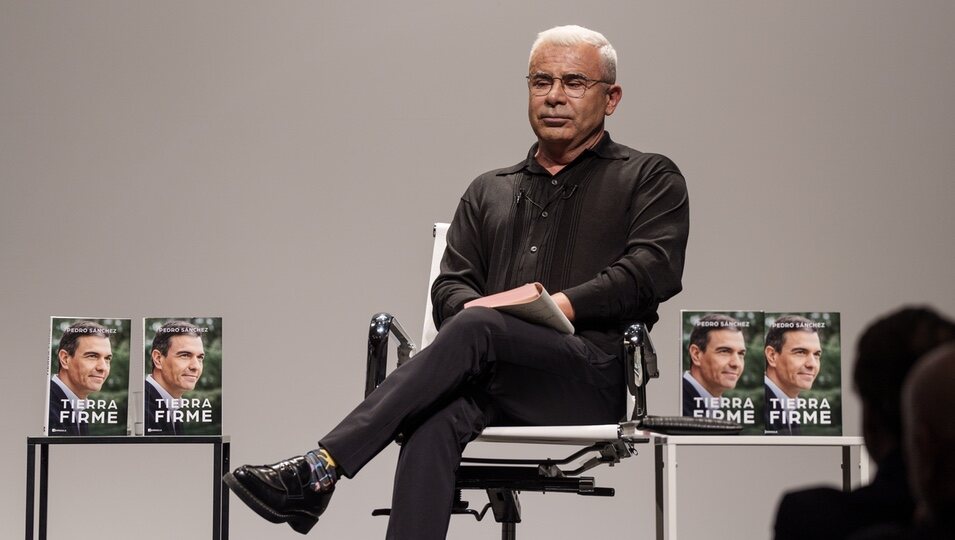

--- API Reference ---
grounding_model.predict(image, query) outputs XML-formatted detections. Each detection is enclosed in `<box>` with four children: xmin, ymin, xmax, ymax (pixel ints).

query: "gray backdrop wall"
<box><xmin>3</xmin><ymin>1</ymin><xmax>954</xmax><ymax>539</ymax></box>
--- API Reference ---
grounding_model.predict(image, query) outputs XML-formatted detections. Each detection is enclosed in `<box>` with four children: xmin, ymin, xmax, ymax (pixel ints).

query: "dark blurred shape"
<box><xmin>773</xmin><ymin>306</ymin><xmax>955</xmax><ymax>540</ymax></box>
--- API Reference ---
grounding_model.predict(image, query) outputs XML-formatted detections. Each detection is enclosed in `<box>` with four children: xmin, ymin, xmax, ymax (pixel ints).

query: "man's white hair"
<box><xmin>529</xmin><ymin>25</ymin><xmax>617</xmax><ymax>83</ymax></box>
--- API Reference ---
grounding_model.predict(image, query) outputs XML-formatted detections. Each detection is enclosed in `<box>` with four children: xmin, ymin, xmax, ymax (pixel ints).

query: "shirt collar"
<box><xmin>496</xmin><ymin>131</ymin><xmax>629</xmax><ymax>176</ymax></box>
<box><xmin>146</xmin><ymin>374</ymin><xmax>180</xmax><ymax>409</ymax></box>
<box><xmin>683</xmin><ymin>371</ymin><xmax>717</xmax><ymax>408</ymax></box>
<box><xmin>764</xmin><ymin>376</ymin><xmax>792</xmax><ymax>408</ymax></box>
<box><xmin>52</xmin><ymin>374</ymin><xmax>80</xmax><ymax>403</ymax></box>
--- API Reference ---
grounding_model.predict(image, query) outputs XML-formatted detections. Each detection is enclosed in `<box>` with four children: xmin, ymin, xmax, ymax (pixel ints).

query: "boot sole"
<box><xmin>223</xmin><ymin>471</ymin><xmax>318</xmax><ymax>534</ymax></box>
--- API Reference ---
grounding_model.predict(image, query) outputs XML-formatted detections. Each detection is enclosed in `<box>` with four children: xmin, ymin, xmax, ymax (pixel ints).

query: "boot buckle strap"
<box><xmin>278</xmin><ymin>461</ymin><xmax>305</xmax><ymax>500</ymax></box>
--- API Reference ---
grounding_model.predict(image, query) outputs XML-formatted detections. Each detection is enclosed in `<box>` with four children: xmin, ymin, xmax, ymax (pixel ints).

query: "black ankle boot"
<box><xmin>224</xmin><ymin>456</ymin><xmax>334</xmax><ymax>534</ymax></box>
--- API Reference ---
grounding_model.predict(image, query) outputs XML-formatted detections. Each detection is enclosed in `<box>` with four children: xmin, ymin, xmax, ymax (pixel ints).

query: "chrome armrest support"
<box><xmin>366</xmin><ymin>313</ymin><xmax>417</xmax><ymax>398</ymax></box>
<box><xmin>623</xmin><ymin>323</ymin><xmax>658</xmax><ymax>420</ymax></box>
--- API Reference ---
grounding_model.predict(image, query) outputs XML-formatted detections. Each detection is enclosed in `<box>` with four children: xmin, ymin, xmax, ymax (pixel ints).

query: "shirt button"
<box><xmin>530</xmin><ymin>246</ymin><xmax>538</xmax><ymax>253</ymax></box>
<box><xmin>551</xmin><ymin>180</ymin><xmax>558</xmax><ymax>186</ymax></box>
<box><xmin>541</xmin><ymin>211</ymin><xmax>548</xmax><ymax>218</ymax></box>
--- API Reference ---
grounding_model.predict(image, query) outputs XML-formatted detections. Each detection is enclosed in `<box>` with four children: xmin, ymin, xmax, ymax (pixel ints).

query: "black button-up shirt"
<box><xmin>432</xmin><ymin>132</ymin><xmax>689</xmax><ymax>355</ymax></box>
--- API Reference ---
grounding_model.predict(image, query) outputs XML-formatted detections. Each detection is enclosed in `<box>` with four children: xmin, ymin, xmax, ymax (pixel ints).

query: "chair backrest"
<box><xmin>420</xmin><ymin>223</ymin><xmax>449</xmax><ymax>349</ymax></box>
<box><xmin>420</xmin><ymin>222</ymin><xmax>637</xmax><ymax>419</ymax></box>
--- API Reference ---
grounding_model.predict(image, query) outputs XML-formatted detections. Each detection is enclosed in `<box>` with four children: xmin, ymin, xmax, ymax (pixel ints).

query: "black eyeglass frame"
<box><xmin>525</xmin><ymin>74</ymin><xmax>610</xmax><ymax>98</ymax></box>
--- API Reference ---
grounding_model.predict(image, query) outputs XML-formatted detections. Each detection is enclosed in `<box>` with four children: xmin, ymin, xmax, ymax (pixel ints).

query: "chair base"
<box><xmin>372</xmin><ymin>442</ymin><xmax>622</xmax><ymax>537</ymax></box>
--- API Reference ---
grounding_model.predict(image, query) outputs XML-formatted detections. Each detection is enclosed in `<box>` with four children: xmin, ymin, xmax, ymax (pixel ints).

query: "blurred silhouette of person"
<box><xmin>898</xmin><ymin>343</ymin><xmax>955</xmax><ymax>537</ymax></box>
<box><xmin>773</xmin><ymin>306</ymin><xmax>955</xmax><ymax>539</ymax></box>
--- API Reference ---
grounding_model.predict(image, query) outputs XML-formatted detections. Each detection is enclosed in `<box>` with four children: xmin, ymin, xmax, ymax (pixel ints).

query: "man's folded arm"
<box><xmin>562</xmin><ymin>167</ymin><xmax>689</xmax><ymax>323</ymax></box>
<box><xmin>431</xmin><ymin>196</ymin><xmax>486</xmax><ymax>329</ymax></box>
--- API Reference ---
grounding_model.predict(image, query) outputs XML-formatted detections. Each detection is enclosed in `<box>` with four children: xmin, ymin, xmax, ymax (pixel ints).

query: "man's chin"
<box><xmin>533</xmin><ymin>126</ymin><xmax>572</xmax><ymax>142</ymax></box>
<box><xmin>721</xmin><ymin>377</ymin><xmax>740</xmax><ymax>388</ymax></box>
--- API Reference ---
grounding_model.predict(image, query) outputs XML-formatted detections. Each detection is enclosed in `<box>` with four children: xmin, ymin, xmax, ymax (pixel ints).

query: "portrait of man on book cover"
<box><xmin>763</xmin><ymin>312</ymin><xmax>842</xmax><ymax>436</ymax></box>
<box><xmin>144</xmin><ymin>317</ymin><xmax>222</xmax><ymax>435</ymax></box>
<box><xmin>47</xmin><ymin>317</ymin><xmax>131</xmax><ymax>436</ymax></box>
<box><xmin>681</xmin><ymin>311</ymin><xmax>764</xmax><ymax>434</ymax></box>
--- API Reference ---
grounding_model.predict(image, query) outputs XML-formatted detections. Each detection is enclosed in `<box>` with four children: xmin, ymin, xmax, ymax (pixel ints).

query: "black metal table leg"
<box><xmin>39</xmin><ymin>444</ymin><xmax>49</xmax><ymax>540</ymax></box>
<box><xmin>213</xmin><ymin>441</ymin><xmax>222</xmax><ymax>540</ymax></box>
<box><xmin>25</xmin><ymin>442</ymin><xmax>35</xmax><ymax>540</ymax></box>
<box><xmin>222</xmin><ymin>442</ymin><xmax>230</xmax><ymax>540</ymax></box>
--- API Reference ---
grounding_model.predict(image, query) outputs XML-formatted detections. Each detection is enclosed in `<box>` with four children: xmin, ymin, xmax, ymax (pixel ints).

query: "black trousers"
<box><xmin>320</xmin><ymin>307</ymin><xmax>624</xmax><ymax>539</ymax></box>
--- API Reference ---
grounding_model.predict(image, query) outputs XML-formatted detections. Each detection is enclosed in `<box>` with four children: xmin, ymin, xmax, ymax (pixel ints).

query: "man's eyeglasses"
<box><xmin>526</xmin><ymin>74</ymin><xmax>609</xmax><ymax>98</ymax></box>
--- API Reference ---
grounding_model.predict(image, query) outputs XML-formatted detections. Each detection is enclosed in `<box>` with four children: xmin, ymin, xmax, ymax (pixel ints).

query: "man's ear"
<box><xmin>151</xmin><ymin>349</ymin><xmax>164</xmax><ymax>371</ymax></box>
<box><xmin>765</xmin><ymin>346</ymin><xmax>778</xmax><ymax>368</ymax></box>
<box><xmin>604</xmin><ymin>85</ymin><xmax>622</xmax><ymax>116</ymax></box>
<box><xmin>689</xmin><ymin>344</ymin><xmax>704</xmax><ymax>366</ymax></box>
<box><xmin>57</xmin><ymin>349</ymin><xmax>70</xmax><ymax>371</ymax></box>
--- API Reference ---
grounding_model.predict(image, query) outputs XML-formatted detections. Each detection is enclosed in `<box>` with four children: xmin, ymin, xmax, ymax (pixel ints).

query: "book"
<box><xmin>680</xmin><ymin>311</ymin><xmax>764</xmax><ymax>434</ymax></box>
<box><xmin>464</xmin><ymin>282</ymin><xmax>574</xmax><ymax>334</ymax></box>
<box><xmin>143</xmin><ymin>317</ymin><xmax>222</xmax><ymax>435</ymax></box>
<box><xmin>763</xmin><ymin>312</ymin><xmax>842</xmax><ymax>436</ymax></box>
<box><xmin>46</xmin><ymin>317</ymin><xmax>131</xmax><ymax>436</ymax></box>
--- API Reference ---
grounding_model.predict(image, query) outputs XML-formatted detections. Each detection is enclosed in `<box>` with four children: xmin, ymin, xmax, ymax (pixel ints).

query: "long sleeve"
<box><xmin>431</xmin><ymin>191</ymin><xmax>486</xmax><ymax>329</ymax></box>
<box><xmin>562</xmin><ymin>160</ymin><xmax>688</xmax><ymax>323</ymax></box>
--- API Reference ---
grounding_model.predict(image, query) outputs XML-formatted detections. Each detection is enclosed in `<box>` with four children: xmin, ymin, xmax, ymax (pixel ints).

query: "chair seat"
<box><xmin>476</xmin><ymin>423</ymin><xmax>651</xmax><ymax>445</ymax></box>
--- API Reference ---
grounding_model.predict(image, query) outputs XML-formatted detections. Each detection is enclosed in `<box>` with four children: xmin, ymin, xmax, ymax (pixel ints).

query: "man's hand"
<box><xmin>552</xmin><ymin>292</ymin><xmax>576</xmax><ymax>322</ymax></box>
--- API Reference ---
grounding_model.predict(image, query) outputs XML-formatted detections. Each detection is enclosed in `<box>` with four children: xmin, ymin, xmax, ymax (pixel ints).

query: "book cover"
<box><xmin>680</xmin><ymin>311</ymin><xmax>765</xmax><ymax>434</ymax></box>
<box><xmin>143</xmin><ymin>317</ymin><xmax>222</xmax><ymax>435</ymax></box>
<box><xmin>46</xmin><ymin>317</ymin><xmax>131</xmax><ymax>436</ymax></box>
<box><xmin>763</xmin><ymin>312</ymin><xmax>842</xmax><ymax>436</ymax></box>
<box><xmin>464</xmin><ymin>282</ymin><xmax>574</xmax><ymax>334</ymax></box>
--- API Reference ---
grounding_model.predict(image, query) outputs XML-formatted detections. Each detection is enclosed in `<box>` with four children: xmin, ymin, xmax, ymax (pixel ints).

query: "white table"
<box><xmin>652</xmin><ymin>435</ymin><xmax>868</xmax><ymax>540</ymax></box>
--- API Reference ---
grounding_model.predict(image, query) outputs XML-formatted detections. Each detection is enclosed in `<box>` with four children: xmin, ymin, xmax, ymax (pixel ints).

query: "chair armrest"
<box><xmin>623</xmin><ymin>324</ymin><xmax>742</xmax><ymax>433</ymax></box>
<box><xmin>623</xmin><ymin>323</ymin><xmax>658</xmax><ymax>420</ymax></box>
<box><xmin>366</xmin><ymin>313</ymin><xmax>417</xmax><ymax>398</ymax></box>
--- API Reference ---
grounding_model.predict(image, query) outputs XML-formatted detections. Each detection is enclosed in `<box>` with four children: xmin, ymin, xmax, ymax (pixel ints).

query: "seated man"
<box><xmin>773</xmin><ymin>307</ymin><xmax>955</xmax><ymax>539</ymax></box>
<box><xmin>225</xmin><ymin>24</ymin><xmax>689</xmax><ymax>539</ymax></box>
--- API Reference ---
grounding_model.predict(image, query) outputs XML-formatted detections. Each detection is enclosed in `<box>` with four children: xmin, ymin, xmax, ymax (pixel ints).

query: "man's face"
<box><xmin>767</xmin><ymin>331</ymin><xmax>822</xmax><ymax>396</ymax></box>
<box><xmin>527</xmin><ymin>43</ymin><xmax>621</xmax><ymax>150</ymax></box>
<box><xmin>689</xmin><ymin>329</ymin><xmax>746</xmax><ymax>395</ymax></box>
<box><xmin>153</xmin><ymin>335</ymin><xmax>204</xmax><ymax>398</ymax></box>
<box><xmin>58</xmin><ymin>336</ymin><xmax>112</xmax><ymax>398</ymax></box>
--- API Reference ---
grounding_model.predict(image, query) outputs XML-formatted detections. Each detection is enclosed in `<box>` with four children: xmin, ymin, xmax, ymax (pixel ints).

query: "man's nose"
<box><xmin>544</xmin><ymin>80</ymin><xmax>567</xmax><ymax>104</ymax></box>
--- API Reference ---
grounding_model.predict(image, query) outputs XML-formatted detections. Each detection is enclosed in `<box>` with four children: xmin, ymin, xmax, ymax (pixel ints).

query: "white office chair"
<box><xmin>365</xmin><ymin>223</ymin><xmax>737</xmax><ymax>538</ymax></box>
